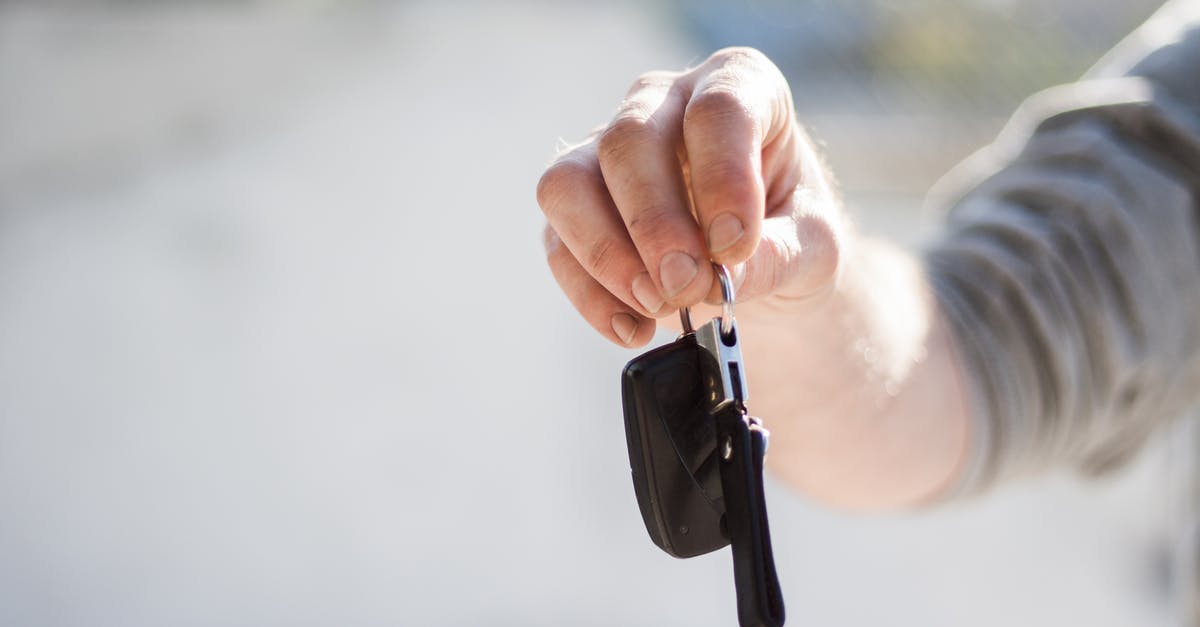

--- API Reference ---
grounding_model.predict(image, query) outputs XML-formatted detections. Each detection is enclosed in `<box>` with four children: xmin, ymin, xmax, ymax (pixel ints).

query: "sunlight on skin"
<box><xmin>540</xmin><ymin>47</ymin><xmax>972</xmax><ymax>510</ymax></box>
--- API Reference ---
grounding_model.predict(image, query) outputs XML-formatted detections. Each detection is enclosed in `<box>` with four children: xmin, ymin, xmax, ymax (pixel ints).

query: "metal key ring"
<box><xmin>678</xmin><ymin>263</ymin><xmax>736</xmax><ymax>341</ymax></box>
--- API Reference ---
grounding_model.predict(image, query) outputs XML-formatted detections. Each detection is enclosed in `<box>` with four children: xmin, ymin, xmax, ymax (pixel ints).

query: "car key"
<box><xmin>620</xmin><ymin>313</ymin><xmax>726</xmax><ymax>558</ymax></box>
<box><xmin>620</xmin><ymin>264</ymin><xmax>785</xmax><ymax>627</ymax></box>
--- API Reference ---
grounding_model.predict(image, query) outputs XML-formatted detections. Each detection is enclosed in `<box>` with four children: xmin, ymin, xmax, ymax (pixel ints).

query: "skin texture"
<box><xmin>538</xmin><ymin>48</ymin><xmax>971</xmax><ymax>510</ymax></box>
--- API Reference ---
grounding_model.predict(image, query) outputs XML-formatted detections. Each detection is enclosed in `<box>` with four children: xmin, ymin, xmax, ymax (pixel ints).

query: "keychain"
<box><xmin>620</xmin><ymin>264</ymin><xmax>785</xmax><ymax>627</ymax></box>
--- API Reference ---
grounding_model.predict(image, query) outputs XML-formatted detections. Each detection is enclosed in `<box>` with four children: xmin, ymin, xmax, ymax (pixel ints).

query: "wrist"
<box><xmin>735</xmin><ymin>233</ymin><xmax>968</xmax><ymax>509</ymax></box>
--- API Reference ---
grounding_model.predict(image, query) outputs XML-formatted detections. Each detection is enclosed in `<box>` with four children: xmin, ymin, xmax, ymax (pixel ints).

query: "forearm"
<box><xmin>739</xmin><ymin>234</ymin><xmax>971</xmax><ymax>510</ymax></box>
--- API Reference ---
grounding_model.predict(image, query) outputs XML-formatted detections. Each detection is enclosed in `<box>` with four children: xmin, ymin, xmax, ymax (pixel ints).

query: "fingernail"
<box><xmin>631</xmin><ymin>272</ymin><xmax>664</xmax><ymax>315</ymax></box>
<box><xmin>708</xmin><ymin>213</ymin><xmax>744</xmax><ymax>254</ymax></box>
<box><xmin>611</xmin><ymin>312</ymin><xmax>638</xmax><ymax>345</ymax></box>
<box><xmin>659</xmin><ymin>251</ymin><xmax>699</xmax><ymax>298</ymax></box>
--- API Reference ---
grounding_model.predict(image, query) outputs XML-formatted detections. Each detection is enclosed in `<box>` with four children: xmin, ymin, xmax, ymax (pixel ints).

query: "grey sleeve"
<box><xmin>924</xmin><ymin>0</ymin><xmax>1200</xmax><ymax>494</ymax></box>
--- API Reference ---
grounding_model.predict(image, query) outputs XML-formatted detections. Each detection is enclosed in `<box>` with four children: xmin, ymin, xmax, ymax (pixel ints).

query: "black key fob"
<box><xmin>621</xmin><ymin>332</ymin><xmax>728</xmax><ymax>558</ymax></box>
<box><xmin>619</xmin><ymin>263</ymin><xmax>785</xmax><ymax>627</ymax></box>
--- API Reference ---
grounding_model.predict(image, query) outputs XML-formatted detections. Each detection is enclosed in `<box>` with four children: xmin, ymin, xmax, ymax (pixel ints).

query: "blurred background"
<box><xmin>0</xmin><ymin>0</ymin><xmax>1188</xmax><ymax>625</ymax></box>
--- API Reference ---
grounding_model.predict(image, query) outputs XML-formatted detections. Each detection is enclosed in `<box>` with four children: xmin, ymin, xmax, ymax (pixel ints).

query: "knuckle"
<box><xmin>626</xmin><ymin>70</ymin><xmax>676</xmax><ymax>96</ymax></box>
<box><xmin>597</xmin><ymin>115</ymin><xmax>656</xmax><ymax>165</ymax></box>
<box><xmin>625</xmin><ymin>205</ymin><xmax>678</xmax><ymax>245</ymax></box>
<box><xmin>536</xmin><ymin>157</ymin><xmax>592</xmax><ymax>216</ymax></box>
<box><xmin>708</xmin><ymin>46</ymin><xmax>770</xmax><ymax>70</ymax></box>
<box><xmin>797</xmin><ymin>214</ymin><xmax>842</xmax><ymax>284</ymax></box>
<box><xmin>691</xmin><ymin>154</ymin><xmax>753</xmax><ymax>190</ymax></box>
<box><xmin>685</xmin><ymin>86</ymin><xmax>750</xmax><ymax>128</ymax></box>
<box><xmin>582</xmin><ymin>237</ymin><xmax>619</xmax><ymax>279</ymax></box>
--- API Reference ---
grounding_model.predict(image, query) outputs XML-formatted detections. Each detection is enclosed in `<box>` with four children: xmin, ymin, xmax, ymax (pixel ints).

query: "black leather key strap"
<box><xmin>715</xmin><ymin>404</ymin><xmax>785</xmax><ymax>627</ymax></box>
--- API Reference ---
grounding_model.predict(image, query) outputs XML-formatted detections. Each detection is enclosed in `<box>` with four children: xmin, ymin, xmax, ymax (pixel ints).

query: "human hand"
<box><xmin>537</xmin><ymin>47</ymin><xmax>846</xmax><ymax>346</ymax></box>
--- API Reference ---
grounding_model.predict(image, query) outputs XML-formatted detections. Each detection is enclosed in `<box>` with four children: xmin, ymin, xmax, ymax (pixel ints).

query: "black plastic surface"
<box><xmin>714</xmin><ymin>404</ymin><xmax>785</xmax><ymax>627</ymax></box>
<box><xmin>620</xmin><ymin>335</ymin><xmax>728</xmax><ymax>558</ymax></box>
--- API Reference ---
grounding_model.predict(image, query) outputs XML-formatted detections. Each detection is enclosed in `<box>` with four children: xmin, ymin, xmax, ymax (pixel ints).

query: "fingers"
<box><xmin>596</xmin><ymin>73</ymin><xmax>715</xmax><ymax>309</ymax></box>
<box><xmin>538</xmin><ymin>142</ymin><xmax>666</xmax><ymax>319</ymax></box>
<box><xmin>537</xmin><ymin>47</ymin><xmax>839</xmax><ymax>347</ymax></box>
<box><xmin>544</xmin><ymin>225</ymin><xmax>657</xmax><ymax>346</ymax></box>
<box><xmin>682</xmin><ymin>47</ymin><xmax>796</xmax><ymax>267</ymax></box>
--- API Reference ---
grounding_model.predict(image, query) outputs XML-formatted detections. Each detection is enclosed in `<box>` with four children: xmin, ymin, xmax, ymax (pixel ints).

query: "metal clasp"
<box><xmin>681</xmin><ymin>264</ymin><xmax>747</xmax><ymax>411</ymax></box>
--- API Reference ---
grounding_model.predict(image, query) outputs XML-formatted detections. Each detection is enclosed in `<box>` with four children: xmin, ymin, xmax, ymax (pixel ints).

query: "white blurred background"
<box><xmin>0</xmin><ymin>1</ymin><xmax>1188</xmax><ymax>625</ymax></box>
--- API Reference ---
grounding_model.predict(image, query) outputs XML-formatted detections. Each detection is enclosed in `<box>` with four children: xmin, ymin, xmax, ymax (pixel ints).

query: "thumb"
<box><xmin>731</xmin><ymin>196</ymin><xmax>844</xmax><ymax>305</ymax></box>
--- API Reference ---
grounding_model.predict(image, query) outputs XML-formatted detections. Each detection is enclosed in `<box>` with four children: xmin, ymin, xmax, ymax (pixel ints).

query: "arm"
<box><xmin>539</xmin><ymin>0</ymin><xmax>1200</xmax><ymax>510</ymax></box>
<box><xmin>924</xmin><ymin>0</ymin><xmax>1200</xmax><ymax>493</ymax></box>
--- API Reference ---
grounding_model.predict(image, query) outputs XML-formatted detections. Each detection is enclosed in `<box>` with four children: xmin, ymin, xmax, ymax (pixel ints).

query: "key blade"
<box><xmin>695</xmin><ymin>317</ymin><xmax>748</xmax><ymax>411</ymax></box>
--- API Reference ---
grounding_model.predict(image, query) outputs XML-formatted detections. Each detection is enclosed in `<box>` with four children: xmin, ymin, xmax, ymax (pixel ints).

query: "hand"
<box><xmin>537</xmin><ymin>47</ymin><xmax>846</xmax><ymax>346</ymax></box>
<box><xmin>539</xmin><ymin>48</ymin><xmax>967</xmax><ymax>509</ymax></box>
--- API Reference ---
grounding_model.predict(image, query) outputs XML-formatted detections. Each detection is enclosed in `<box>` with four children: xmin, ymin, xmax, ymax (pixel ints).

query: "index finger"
<box><xmin>596</xmin><ymin>73</ymin><xmax>715</xmax><ymax>309</ymax></box>
<box><xmin>682</xmin><ymin>48</ymin><xmax>795</xmax><ymax>265</ymax></box>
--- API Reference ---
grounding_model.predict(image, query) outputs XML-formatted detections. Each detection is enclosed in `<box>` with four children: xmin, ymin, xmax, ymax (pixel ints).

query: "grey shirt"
<box><xmin>926</xmin><ymin>0</ymin><xmax>1200</xmax><ymax>494</ymax></box>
